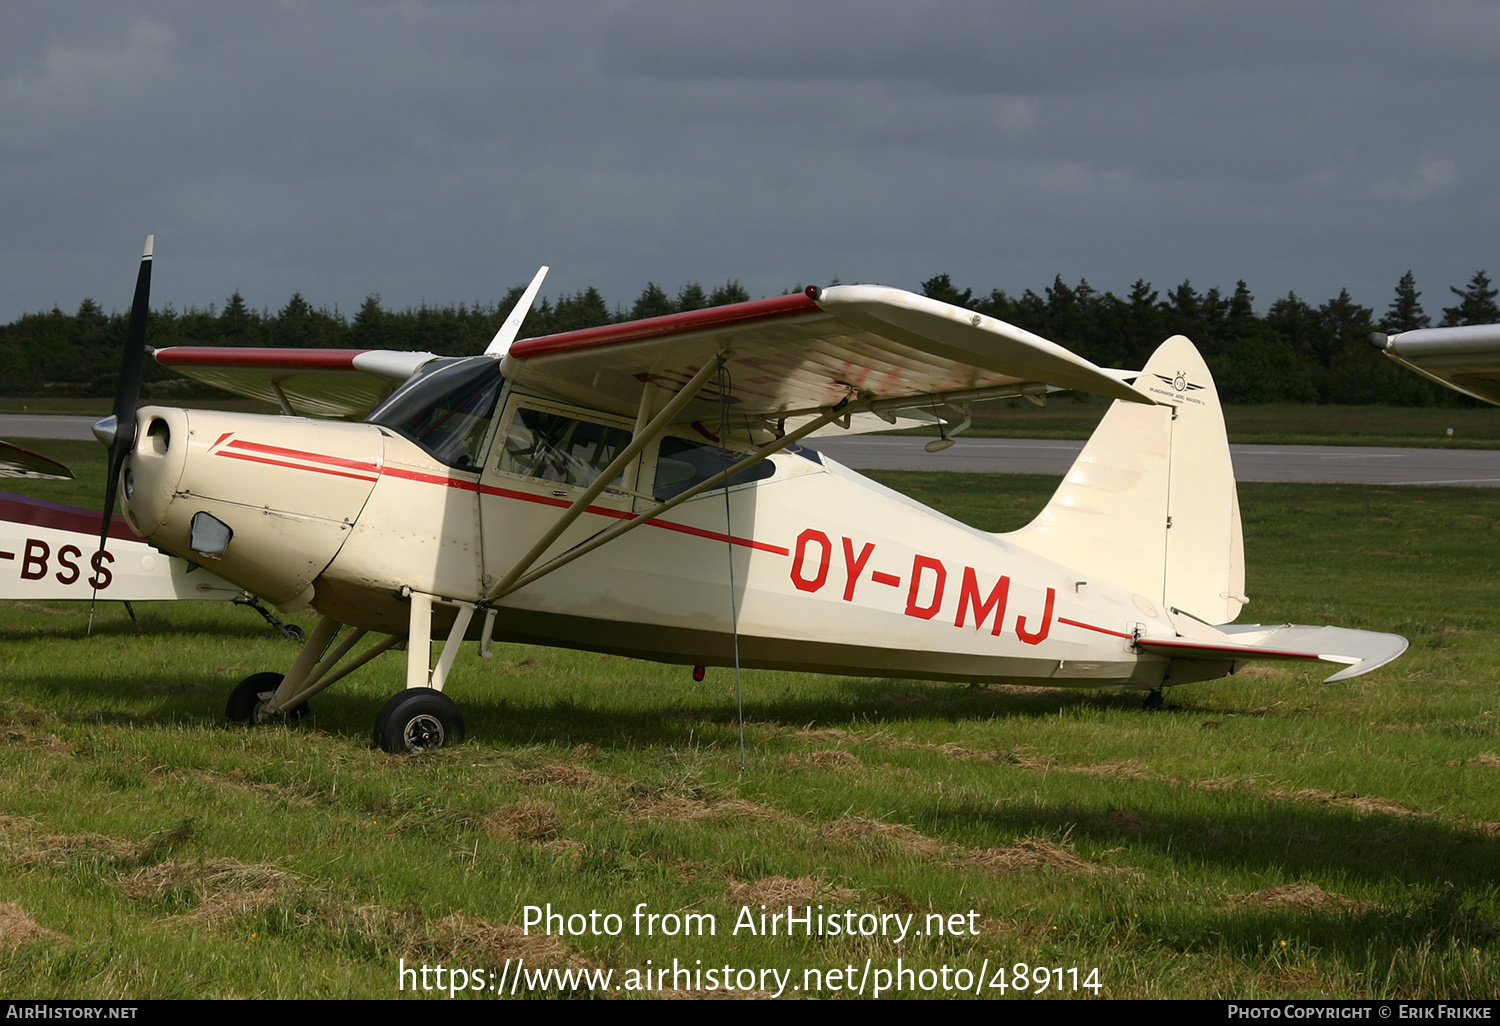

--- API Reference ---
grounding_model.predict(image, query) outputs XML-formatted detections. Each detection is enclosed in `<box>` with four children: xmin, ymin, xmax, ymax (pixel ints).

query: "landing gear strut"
<box><xmin>226</xmin><ymin>671</ymin><xmax>309</xmax><ymax>723</ymax></box>
<box><xmin>225</xmin><ymin>591</ymin><xmax>481</xmax><ymax>754</ymax></box>
<box><xmin>233</xmin><ymin>594</ymin><xmax>306</xmax><ymax>640</ymax></box>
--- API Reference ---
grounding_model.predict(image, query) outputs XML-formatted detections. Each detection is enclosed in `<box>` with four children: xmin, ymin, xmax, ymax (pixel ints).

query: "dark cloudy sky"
<box><xmin>2</xmin><ymin>1</ymin><xmax>1496</xmax><ymax>328</ymax></box>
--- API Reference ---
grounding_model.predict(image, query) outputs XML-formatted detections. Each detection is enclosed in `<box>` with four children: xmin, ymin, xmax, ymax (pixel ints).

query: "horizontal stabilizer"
<box><xmin>1140</xmin><ymin>624</ymin><xmax>1409</xmax><ymax>683</ymax></box>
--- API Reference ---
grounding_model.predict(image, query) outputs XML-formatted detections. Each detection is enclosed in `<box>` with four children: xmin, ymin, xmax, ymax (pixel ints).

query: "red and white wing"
<box><xmin>151</xmin><ymin>347</ymin><xmax>440</xmax><ymax>420</ymax></box>
<box><xmin>504</xmin><ymin>285</ymin><xmax>1153</xmax><ymax>422</ymax></box>
<box><xmin>150</xmin><ymin>285</ymin><xmax>1153</xmax><ymax>424</ymax></box>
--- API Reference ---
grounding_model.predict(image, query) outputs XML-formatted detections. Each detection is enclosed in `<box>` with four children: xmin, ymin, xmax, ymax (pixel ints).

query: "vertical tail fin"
<box><xmin>1005</xmin><ymin>335</ymin><xmax>1245</xmax><ymax>625</ymax></box>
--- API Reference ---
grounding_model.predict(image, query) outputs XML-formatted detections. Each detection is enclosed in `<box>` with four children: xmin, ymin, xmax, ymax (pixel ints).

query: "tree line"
<box><xmin>1</xmin><ymin>270</ymin><xmax>1495</xmax><ymax>406</ymax></box>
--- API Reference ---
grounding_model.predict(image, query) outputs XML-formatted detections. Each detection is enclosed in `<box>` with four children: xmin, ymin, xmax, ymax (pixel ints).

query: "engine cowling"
<box><xmin>121</xmin><ymin>407</ymin><xmax>384</xmax><ymax>608</ymax></box>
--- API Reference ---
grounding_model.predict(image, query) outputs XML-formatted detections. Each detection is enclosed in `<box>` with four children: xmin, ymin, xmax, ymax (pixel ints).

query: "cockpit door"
<box><xmin>476</xmin><ymin>389</ymin><xmax>642</xmax><ymax>597</ymax></box>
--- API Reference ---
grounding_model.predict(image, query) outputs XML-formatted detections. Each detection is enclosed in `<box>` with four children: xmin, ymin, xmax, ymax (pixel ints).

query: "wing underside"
<box><xmin>0</xmin><ymin>440</ymin><xmax>72</xmax><ymax>480</ymax></box>
<box><xmin>152</xmin><ymin>348</ymin><xmax>439</xmax><ymax>420</ymax></box>
<box><xmin>503</xmin><ymin>286</ymin><xmax>1154</xmax><ymax>426</ymax></box>
<box><xmin>1377</xmin><ymin>324</ymin><xmax>1500</xmax><ymax>406</ymax></box>
<box><xmin>152</xmin><ymin>285</ymin><xmax>1155</xmax><ymax>428</ymax></box>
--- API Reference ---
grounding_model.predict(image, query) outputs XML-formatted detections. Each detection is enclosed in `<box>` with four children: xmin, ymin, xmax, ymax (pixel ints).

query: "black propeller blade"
<box><xmin>89</xmin><ymin>235</ymin><xmax>153</xmax><ymax>624</ymax></box>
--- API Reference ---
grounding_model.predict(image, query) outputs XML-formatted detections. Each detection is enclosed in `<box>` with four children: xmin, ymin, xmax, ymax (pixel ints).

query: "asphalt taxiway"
<box><xmin>5</xmin><ymin>415</ymin><xmax>1499</xmax><ymax>487</ymax></box>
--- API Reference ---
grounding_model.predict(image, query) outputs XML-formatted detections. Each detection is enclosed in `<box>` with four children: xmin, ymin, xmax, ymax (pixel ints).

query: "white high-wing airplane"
<box><xmin>1371</xmin><ymin>324</ymin><xmax>1500</xmax><ymax>405</ymax></box>
<box><xmin>92</xmin><ymin>240</ymin><xmax>1407</xmax><ymax>752</ymax></box>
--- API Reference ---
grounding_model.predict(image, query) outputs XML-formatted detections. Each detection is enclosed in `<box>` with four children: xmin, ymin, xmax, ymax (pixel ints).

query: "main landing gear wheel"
<box><xmin>1142</xmin><ymin>689</ymin><xmax>1165</xmax><ymax>711</ymax></box>
<box><xmin>226</xmin><ymin>672</ymin><xmax>309</xmax><ymax>724</ymax></box>
<box><xmin>374</xmin><ymin>688</ymin><xmax>465</xmax><ymax>754</ymax></box>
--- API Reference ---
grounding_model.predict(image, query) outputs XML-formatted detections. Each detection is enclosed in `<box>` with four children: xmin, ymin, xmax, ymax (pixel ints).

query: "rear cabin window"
<box><xmin>651</xmin><ymin>437</ymin><xmax>776</xmax><ymax>501</ymax></box>
<box><xmin>499</xmin><ymin>408</ymin><xmax>632</xmax><ymax>488</ymax></box>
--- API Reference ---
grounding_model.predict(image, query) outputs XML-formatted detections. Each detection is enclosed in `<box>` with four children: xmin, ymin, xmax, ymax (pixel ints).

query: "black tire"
<box><xmin>284</xmin><ymin>624</ymin><xmax>306</xmax><ymax>642</ymax></box>
<box><xmin>226</xmin><ymin>671</ymin><xmax>307</xmax><ymax>723</ymax></box>
<box><xmin>374</xmin><ymin>688</ymin><xmax>465</xmax><ymax>754</ymax></box>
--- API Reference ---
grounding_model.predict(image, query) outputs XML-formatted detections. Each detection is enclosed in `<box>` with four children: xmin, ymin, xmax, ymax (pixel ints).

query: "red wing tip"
<box><xmin>155</xmin><ymin>347</ymin><xmax>370</xmax><ymax>369</ymax></box>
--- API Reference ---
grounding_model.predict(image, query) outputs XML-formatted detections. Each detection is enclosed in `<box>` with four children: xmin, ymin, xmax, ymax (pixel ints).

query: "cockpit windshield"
<box><xmin>365</xmin><ymin>357</ymin><xmax>504</xmax><ymax>470</ymax></box>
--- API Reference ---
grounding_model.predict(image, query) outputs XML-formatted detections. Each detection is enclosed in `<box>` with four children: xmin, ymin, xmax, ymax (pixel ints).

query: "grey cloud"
<box><xmin>0</xmin><ymin>0</ymin><xmax>1495</xmax><ymax>328</ymax></box>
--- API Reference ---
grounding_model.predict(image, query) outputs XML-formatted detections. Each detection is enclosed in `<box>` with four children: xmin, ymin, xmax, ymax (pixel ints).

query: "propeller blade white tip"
<box><xmin>485</xmin><ymin>265</ymin><xmax>549</xmax><ymax>357</ymax></box>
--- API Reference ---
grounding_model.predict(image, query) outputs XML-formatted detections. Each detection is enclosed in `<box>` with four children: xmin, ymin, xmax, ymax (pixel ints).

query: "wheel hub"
<box><xmin>250</xmin><ymin>690</ymin><xmax>276</xmax><ymax>724</ymax></box>
<box><xmin>402</xmin><ymin>713</ymin><xmax>445</xmax><ymax>751</ymax></box>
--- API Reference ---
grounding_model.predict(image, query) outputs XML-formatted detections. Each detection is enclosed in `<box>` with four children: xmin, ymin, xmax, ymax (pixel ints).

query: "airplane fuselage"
<box><xmin>121</xmin><ymin>385</ymin><xmax>1179</xmax><ymax>690</ymax></box>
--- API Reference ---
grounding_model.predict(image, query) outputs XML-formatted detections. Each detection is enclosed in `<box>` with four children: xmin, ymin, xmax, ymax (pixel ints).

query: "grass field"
<box><xmin>0</xmin><ymin>452</ymin><xmax>1497</xmax><ymax>999</ymax></box>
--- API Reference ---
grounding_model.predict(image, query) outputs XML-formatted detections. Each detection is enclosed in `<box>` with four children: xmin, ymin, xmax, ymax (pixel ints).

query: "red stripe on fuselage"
<box><xmin>0</xmin><ymin>492</ymin><xmax>137</xmax><ymax>542</ymax></box>
<box><xmin>1057</xmin><ymin>617</ymin><xmax>1133</xmax><ymax>640</ymax></box>
<box><xmin>225</xmin><ymin>438</ymin><xmax>382</xmax><ymax>474</ymax></box>
<box><xmin>215</xmin><ymin>450</ymin><xmax>381</xmax><ymax>483</ymax></box>
<box><xmin>473</xmin><ymin>481</ymin><xmax>789</xmax><ymax>554</ymax></box>
<box><xmin>210</xmin><ymin>440</ymin><xmax>788</xmax><ymax>555</ymax></box>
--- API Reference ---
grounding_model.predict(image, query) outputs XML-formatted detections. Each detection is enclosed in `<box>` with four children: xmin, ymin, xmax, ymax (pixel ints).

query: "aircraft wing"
<box><xmin>151</xmin><ymin>347</ymin><xmax>441</xmax><ymax>420</ymax></box>
<box><xmin>1372</xmin><ymin>324</ymin><xmax>1500</xmax><ymax>405</ymax></box>
<box><xmin>0</xmin><ymin>440</ymin><xmax>72</xmax><ymax>480</ymax></box>
<box><xmin>152</xmin><ymin>286</ymin><xmax>1153</xmax><ymax>426</ymax></box>
<box><xmin>504</xmin><ymin>286</ymin><xmax>1154</xmax><ymax>423</ymax></box>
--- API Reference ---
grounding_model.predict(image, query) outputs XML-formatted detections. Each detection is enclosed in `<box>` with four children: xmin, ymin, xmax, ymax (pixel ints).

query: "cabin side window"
<box><xmin>499</xmin><ymin>407</ymin><xmax>633</xmax><ymax>488</ymax></box>
<box><xmin>650</xmin><ymin>437</ymin><xmax>776</xmax><ymax>501</ymax></box>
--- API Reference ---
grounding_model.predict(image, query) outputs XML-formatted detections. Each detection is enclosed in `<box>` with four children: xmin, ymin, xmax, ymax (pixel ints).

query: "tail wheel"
<box><xmin>374</xmin><ymin>688</ymin><xmax>465</xmax><ymax>754</ymax></box>
<box><xmin>226</xmin><ymin>671</ymin><xmax>308</xmax><ymax>723</ymax></box>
